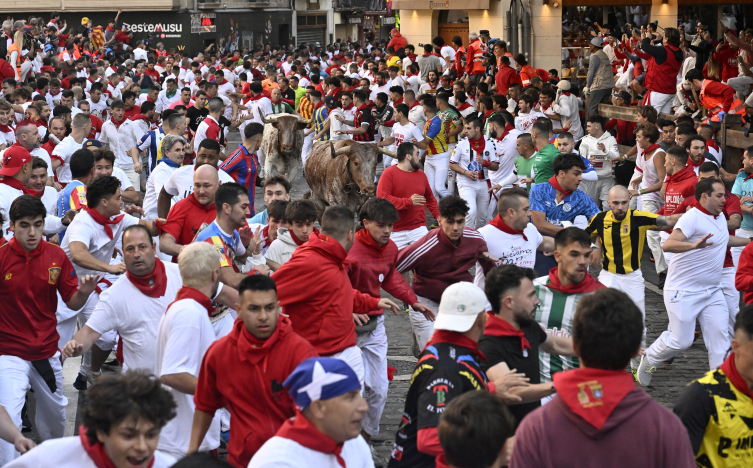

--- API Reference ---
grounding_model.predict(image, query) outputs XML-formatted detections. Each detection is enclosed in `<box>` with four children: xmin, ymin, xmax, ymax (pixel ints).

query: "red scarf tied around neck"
<box><xmin>168</xmin><ymin>286</ymin><xmax>215</xmax><ymax>316</ymax></box>
<box><xmin>0</xmin><ymin>177</ymin><xmax>42</xmax><ymax>198</ymax></box>
<box><xmin>484</xmin><ymin>312</ymin><xmax>531</xmax><ymax>351</ymax></box>
<box><xmin>126</xmin><ymin>257</ymin><xmax>168</xmax><ymax>298</ymax></box>
<box><xmin>79</xmin><ymin>426</ymin><xmax>155</xmax><ymax>468</ymax></box>
<box><xmin>553</xmin><ymin>368</ymin><xmax>635</xmax><ymax>430</ymax></box>
<box><xmin>425</xmin><ymin>329</ymin><xmax>486</xmax><ymax>361</ymax></box>
<box><xmin>84</xmin><ymin>207</ymin><xmax>125</xmax><ymax>240</ymax></box>
<box><xmin>548</xmin><ymin>175</ymin><xmax>572</xmax><ymax>197</ymax></box>
<box><xmin>355</xmin><ymin>228</ymin><xmax>387</xmax><ymax>255</ymax></box>
<box><xmin>720</xmin><ymin>353</ymin><xmax>753</xmax><ymax>400</ymax></box>
<box><xmin>546</xmin><ymin>267</ymin><xmax>605</xmax><ymax>294</ymax></box>
<box><xmin>290</xmin><ymin>226</ymin><xmax>320</xmax><ymax>246</ymax></box>
<box><xmin>687</xmin><ymin>155</ymin><xmax>704</xmax><ymax>169</ymax></box>
<box><xmin>488</xmin><ymin>214</ymin><xmax>527</xmax><ymax>240</ymax></box>
<box><xmin>277</xmin><ymin>410</ymin><xmax>346</xmax><ymax>468</ymax></box>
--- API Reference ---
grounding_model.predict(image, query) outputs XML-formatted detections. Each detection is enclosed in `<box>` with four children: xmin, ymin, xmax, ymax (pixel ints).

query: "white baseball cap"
<box><xmin>435</xmin><ymin>282</ymin><xmax>488</xmax><ymax>333</ymax></box>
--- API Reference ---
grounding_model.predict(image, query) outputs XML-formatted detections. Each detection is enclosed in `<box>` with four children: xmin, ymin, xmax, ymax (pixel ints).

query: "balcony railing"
<box><xmin>333</xmin><ymin>0</ymin><xmax>385</xmax><ymax>11</ymax></box>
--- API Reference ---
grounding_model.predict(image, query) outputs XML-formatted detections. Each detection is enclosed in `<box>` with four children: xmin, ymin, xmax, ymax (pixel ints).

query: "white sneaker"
<box><xmin>636</xmin><ymin>355</ymin><xmax>656</xmax><ymax>387</ymax></box>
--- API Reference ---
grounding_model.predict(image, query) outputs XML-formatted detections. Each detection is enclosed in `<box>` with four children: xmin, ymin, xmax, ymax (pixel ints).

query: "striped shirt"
<box><xmin>424</xmin><ymin>115</ymin><xmax>448</xmax><ymax>156</ymax></box>
<box><xmin>534</xmin><ymin>276</ymin><xmax>587</xmax><ymax>383</ymax></box>
<box><xmin>437</xmin><ymin>108</ymin><xmax>460</xmax><ymax>145</ymax></box>
<box><xmin>219</xmin><ymin>145</ymin><xmax>259</xmax><ymax>215</ymax></box>
<box><xmin>585</xmin><ymin>209</ymin><xmax>659</xmax><ymax>274</ymax></box>
<box><xmin>298</xmin><ymin>97</ymin><xmax>314</xmax><ymax>128</ymax></box>
<box><xmin>313</xmin><ymin>105</ymin><xmax>330</xmax><ymax>141</ymax></box>
<box><xmin>57</xmin><ymin>181</ymin><xmax>87</xmax><ymax>241</ymax></box>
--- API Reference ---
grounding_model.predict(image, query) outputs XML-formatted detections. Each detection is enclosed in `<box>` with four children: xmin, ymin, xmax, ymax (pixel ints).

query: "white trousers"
<box><xmin>457</xmin><ymin>179</ymin><xmax>489</xmax><ymax>230</ymax></box>
<box><xmin>301</xmin><ymin>133</ymin><xmax>314</xmax><ymax>168</ymax></box>
<box><xmin>0</xmin><ymin>352</ymin><xmax>67</xmax><ymax>465</ymax></box>
<box><xmin>390</xmin><ymin>226</ymin><xmax>428</xmax><ymax>250</ymax></box>
<box><xmin>644</xmin><ymin>91</ymin><xmax>674</xmax><ymax>115</ymax></box>
<box><xmin>446</xmin><ymin>144</ymin><xmax>457</xmax><ymax>195</ymax></box>
<box><xmin>424</xmin><ymin>152</ymin><xmax>451</xmax><ymax>200</ymax></box>
<box><xmin>732</xmin><ymin>228</ymin><xmax>753</xmax><ymax>268</ymax></box>
<box><xmin>722</xmin><ymin>267</ymin><xmax>739</xmax><ymax>340</ymax></box>
<box><xmin>410</xmin><ymin>295</ymin><xmax>439</xmax><ymax>351</ymax></box>
<box><xmin>646</xmin><ymin>287</ymin><xmax>730</xmax><ymax>369</ymax></box>
<box><xmin>641</xmin><ymin>199</ymin><xmax>668</xmax><ymax>274</ymax></box>
<box><xmin>356</xmin><ymin>316</ymin><xmax>388</xmax><ymax>437</ymax></box>
<box><xmin>727</xmin><ymin>75</ymin><xmax>753</xmax><ymax>95</ymax></box>
<box><xmin>598</xmin><ymin>269</ymin><xmax>645</xmax><ymax>368</ymax></box>
<box><xmin>57</xmin><ymin>292</ymin><xmax>117</xmax><ymax>377</ymax></box>
<box><xmin>331</xmin><ymin>345</ymin><xmax>365</xmax><ymax>388</ymax></box>
<box><xmin>580</xmin><ymin>176</ymin><xmax>614</xmax><ymax>210</ymax></box>
<box><xmin>119</xmin><ymin>167</ymin><xmax>141</xmax><ymax>193</ymax></box>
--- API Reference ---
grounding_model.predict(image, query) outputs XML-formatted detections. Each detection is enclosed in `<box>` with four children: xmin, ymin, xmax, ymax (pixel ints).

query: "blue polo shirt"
<box><xmin>530</xmin><ymin>182</ymin><xmax>600</xmax><ymax>227</ymax></box>
<box><xmin>732</xmin><ymin>171</ymin><xmax>753</xmax><ymax>231</ymax></box>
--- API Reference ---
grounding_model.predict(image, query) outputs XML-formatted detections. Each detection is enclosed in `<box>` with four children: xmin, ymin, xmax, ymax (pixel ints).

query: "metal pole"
<box><xmin>506</xmin><ymin>10</ymin><xmax>513</xmax><ymax>48</ymax></box>
<box><xmin>522</xmin><ymin>10</ymin><xmax>531</xmax><ymax>61</ymax></box>
<box><xmin>511</xmin><ymin>0</ymin><xmax>518</xmax><ymax>55</ymax></box>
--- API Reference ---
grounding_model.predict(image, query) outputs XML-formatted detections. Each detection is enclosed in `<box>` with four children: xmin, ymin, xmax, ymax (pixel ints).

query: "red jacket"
<box><xmin>272</xmin><ymin>232</ymin><xmax>380</xmax><ymax>355</ymax></box>
<box><xmin>495</xmin><ymin>64</ymin><xmax>522</xmax><ymax>96</ymax></box>
<box><xmin>346</xmin><ymin>230</ymin><xmax>418</xmax><ymax>315</ymax></box>
<box><xmin>395</xmin><ymin>228</ymin><xmax>494</xmax><ymax>304</ymax></box>
<box><xmin>194</xmin><ymin>316</ymin><xmax>317</xmax><ymax>468</ymax></box>
<box><xmin>659</xmin><ymin>165</ymin><xmax>697</xmax><ymax>216</ymax></box>
<box><xmin>736</xmin><ymin>242</ymin><xmax>753</xmax><ymax>304</ymax></box>
<box><xmin>466</xmin><ymin>39</ymin><xmax>486</xmax><ymax>75</ymax></box>
<box><xmin>376</xmin><ymin>165</ymin><xmax>439</xmax><ymax>232</ymax></box>
<box><xmin>713</xmin><ymin>43</ymin><xmax>740</xmax><ymax>83</ymax></box>
<box><xmin>387</xmin><ymin>32</ymin><xmax>408</xmax><ymax>52</ymax></box>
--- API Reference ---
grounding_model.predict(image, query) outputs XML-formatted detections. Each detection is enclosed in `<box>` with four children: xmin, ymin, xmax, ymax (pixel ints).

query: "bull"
<box><xmin>304</xmin><ymin>140</ymin><xmax>395</xmax><ymax>220</ymax></box>
<box><xmin>260</xmin><ymin>113</ymin><xmax>309</xmax><ymax>184</ymax></box>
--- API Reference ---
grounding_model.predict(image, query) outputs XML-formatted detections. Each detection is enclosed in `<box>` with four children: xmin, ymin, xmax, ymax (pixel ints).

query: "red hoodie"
<box><xmin>272</xmin><ymin>232</ymin><xmax>381</xmax><ymax>355</ymax></box>
<box><xmin>346</xmin><ymin>230</ymin><xmax>418</xmax><ymax>315</ymax></box>
<box><xmin>194</xmin><ymin>315</ymin><xmax>317</xmax><ymax>468</ymax></box>
<box><xmin>387</xmin><ymin>32</ymin><xmax>408</xmax><ymax>52</ymax></box>
<box><xmin>659</xmin><ymin>165</ymin><xmax>697</xmax><ymax>216</ymax></box>
<box><xmin>736</xmin><ymin>242</ymin><xmax>753</xmax><ymax>304</ymax></box>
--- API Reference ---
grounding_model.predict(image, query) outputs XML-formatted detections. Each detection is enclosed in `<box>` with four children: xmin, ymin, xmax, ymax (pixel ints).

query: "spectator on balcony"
<box><xmin>387</xmin><ymin>29</ymin><xmax>407</xmax><ymax>53</ymax></box>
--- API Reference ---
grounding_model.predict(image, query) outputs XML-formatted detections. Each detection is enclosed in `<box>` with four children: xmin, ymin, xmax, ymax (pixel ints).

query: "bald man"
<box><xmin>585</xmin><ymin>185</ymin><xmax>680</xmax><ymax>373</ymax></box>
<box><xmin>159</xmin><ymin>165</ymin><xmax>221</xmax><ymax>260</ymax></box>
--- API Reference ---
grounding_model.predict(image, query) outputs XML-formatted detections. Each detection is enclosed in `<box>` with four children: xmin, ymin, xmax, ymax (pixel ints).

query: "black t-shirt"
<box><xmin>218</xmin><ymin>115</ymin><xmax>232</xmax><ymax>147</ymax></box>
<box><xmin>478</xmin><ymin>320</ymin><xmax>548</xmax><ymax>427</ymax></box>
<box><xmin>186</xmin><ymin>106</ymin><xmax>209</xmax><ymax>132</ymax></box>
<box><xmin>388</xmin><ymin>339</ymin><xmax>489</xmax><ymax>468</ymax></box>
<box><xmin>281</xmin><ymin>87</ymin><xmax>296</xmax><ymax>103</ymax></box>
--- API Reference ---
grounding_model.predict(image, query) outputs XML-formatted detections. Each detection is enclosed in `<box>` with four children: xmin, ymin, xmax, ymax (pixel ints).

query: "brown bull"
<box><xmin>304</xmin><ymin>140</ymin><xmax>395</xmax><ymax>220</ymax></box>
<box><xmin>260</xmin><ymin>113</ymin><xmax>309</xmax><ymax>184</ymax></box>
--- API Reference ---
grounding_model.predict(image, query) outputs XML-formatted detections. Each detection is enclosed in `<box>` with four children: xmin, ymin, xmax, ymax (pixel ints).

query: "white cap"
<box><xmin>557</xmin><ymin>80</ymin><xmax>571</xmax><ymax>91</ymax></box>
<box><xmin>435</xmin><ymin>282</ymin><xmax>488</xmax><ymax>333</ymax></box>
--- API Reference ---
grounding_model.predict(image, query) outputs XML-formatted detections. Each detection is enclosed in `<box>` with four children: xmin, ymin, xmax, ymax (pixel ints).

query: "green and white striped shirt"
<box><xmin>533</xmin><ymin>276</ymin><xmax>595</xmax><ymax>383</ymax></box>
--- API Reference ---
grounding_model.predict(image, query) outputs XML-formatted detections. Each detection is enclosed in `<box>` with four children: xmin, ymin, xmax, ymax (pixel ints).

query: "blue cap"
<box><xmin>83</xmin><ymin>139</ymin><xmax>102</xmax><ymax>149</ymax></box>
<box><xmin>283</xmin><ymin>357</ymin><xmax>361</xmax><ymax>409</ymax></box>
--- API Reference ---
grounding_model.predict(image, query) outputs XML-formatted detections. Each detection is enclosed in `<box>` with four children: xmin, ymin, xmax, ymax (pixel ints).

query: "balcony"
<box><xmin>333</xmin><ymin>0</ymin><xmax>385</xmax><ymax>11</ymax></box>
<box><xmin>0</xmin><ymin>0</ymin><xmax>181</xmax><ymax>12</ymax></box>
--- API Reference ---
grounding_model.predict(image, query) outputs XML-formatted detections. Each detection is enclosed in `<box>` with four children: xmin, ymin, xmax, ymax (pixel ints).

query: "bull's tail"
<box><xmin>302</xmin><ymin>190</ymin><xmax>312</xmax><ymax>200</ymax></box>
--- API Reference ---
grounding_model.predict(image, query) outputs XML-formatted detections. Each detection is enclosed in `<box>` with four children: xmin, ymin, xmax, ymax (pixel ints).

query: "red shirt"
<box><xmin>376</xmin><ymin>165</ymin><xmax>439</xmax><ymax>232</ymax></box>
<box><xmin>194</xmin><ymin>316</ymin><xmax>317</xmax><ymax>468</ymax></box>
<box><xmin>41</xmin><ymin>140</ymin><xmax>57</xmax><ymax>156</ymax></box>
<box><xmin>87</xmin><ymin>114</ymin><xmax>103</xmax><ymax>139</ymax></box>
<box><xmin>495</xmin><ymin>64</ymin><xmax>522</xmax><ymax>97</ymax></box>
<box><xmin>0</xmin><ymin>239</ymin><xmax>79</xmax><ymax>360</ymax></box>
<box><xmin>144</xmin><ymin>68</ymin><xmax>161</xmax><ymax>83</ymax></box>
<box><xmin>659</xmin><ymin>166</ymin><xmax>697</xmax><ymax>216</ymax></box>
<box><xmin>736</xmin><ymin>242</ymin><xmax>753</xmax><ymax>304</ymax></box>
<box><xmin>123</xmin><ymin>106</ymin><xmax>141</xmax><ymax>120</ymax></box>
<box><xmin>271</xmin><ymin>232</ymin><xmax>380</xmax><ymax>356</ymax></box>
<box><xmin>160</xmin><ymin>194</ymin><xmax>217</xmax><ymax>261</ymax></box>
<box><xmin>672</xmin><ymin>192</ymin><xmax>741</xmax><ymax>268</ymax></box>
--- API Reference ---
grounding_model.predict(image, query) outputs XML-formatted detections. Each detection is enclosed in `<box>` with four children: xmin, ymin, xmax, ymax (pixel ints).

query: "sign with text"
<box><xmin>191</xmin><ymin>13</ymin><xmax>216</xmax><ymax>34</ymax></box>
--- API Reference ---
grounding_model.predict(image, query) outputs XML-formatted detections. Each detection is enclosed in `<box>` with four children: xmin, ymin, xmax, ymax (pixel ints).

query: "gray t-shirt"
<box><xmin>417</xmin><ymin>54</ymin><xmax>444</xmax><ymax>82</ymax></box>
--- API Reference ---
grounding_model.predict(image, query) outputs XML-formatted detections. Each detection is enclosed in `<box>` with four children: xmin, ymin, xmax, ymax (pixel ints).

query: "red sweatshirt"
<box><xmin>194</xmin><ymin>316</ymin><xmax>317</xmax><ymax>467</ymax></box>
<box><xmin>395</xmin><ymin>228</ymin><xmax>494</xmax><ymax>304</ymax></box>
<box><xmin>376</xmin><ymin>165</ymin><xmax>440</xmax><ymax>232</ymax></box>
<box><xmin>658</xmin><ymin>165</ymin><xmax>697</xmax><ymax>216</ymax></box>
<box><xmin>272</xmin><ymin>232</ymin><xmax>381</xmax><ymax>355</ymax></box>
<box><xmin>713</xmin><ymin>43</ymin><xmax>740</xmax><ymax>83</ymax></box>
<box><xmin>736</xmin><ymin>242</ymin><xmax>753</xmax><ymax>304</ymax></box>
<box><xmin>346</xmin><ymin>230</ymin><xmax>418</xmax><ymax>315</ymax></box>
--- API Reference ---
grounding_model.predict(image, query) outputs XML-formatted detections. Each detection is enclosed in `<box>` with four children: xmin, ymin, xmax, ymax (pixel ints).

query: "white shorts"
<box><xmin>331</xmin><ymin>345</ymin><xmax>364</xmax><ymax>387</ymax></box>
<box><xmin>356</xmin><ymin>316</ymin><xmax>388</xmax><ymax>436</ymax></box>
<box><xmin>391</xmin><ymin>226</ymin><xmax>429</xmax><ymax>250</ymax></box>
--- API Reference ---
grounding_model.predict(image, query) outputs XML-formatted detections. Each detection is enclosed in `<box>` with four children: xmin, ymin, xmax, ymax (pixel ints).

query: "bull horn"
<box><xmin>296</xmin><ymin>115</ymin><xmax>311</xmax><ymax>125</ymax></box>
<box><xmin>330</xmin><ymin>142</ymin><xmax>351</xmax><ymax>158</ymax></box>
<box><xmin>376</xmin><ymin>146</ymin><xmax>396</xmax><ymax>158</ymax></box>
<box><xmin>260</xmin><ymin>113</ymin><xmax>273</xmax><ymax>125</ymax></box>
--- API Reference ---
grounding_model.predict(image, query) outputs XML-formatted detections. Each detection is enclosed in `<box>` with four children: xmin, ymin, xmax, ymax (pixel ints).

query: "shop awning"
<box><xmin>391</xmin><ymin>0</ymin><xmax>489</xmax><ymax>10</ymax></box>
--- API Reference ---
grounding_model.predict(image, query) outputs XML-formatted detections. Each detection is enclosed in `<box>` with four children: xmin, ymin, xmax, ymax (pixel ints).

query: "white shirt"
<box><xmin>156</xmin><ymin>297</ymin><xmax>221</xmax><ymax>455</ymax></box>
<box><xmin>450</xmin><ymin>137</ymin><xmax>500</xmax><ymax>182</ymax></box>
<box><xmin>216</xmin><ymin>79</ymin><xmax>236</xmax><ymax>99</ymax></box>
<box><xmin>390</xmin><ymin>121</ymin><xmax>424</xmax><ymax>153</ymax></box>
<box><xmin>86</xmin><ymin>262</ymin><xmax>182</xmax><ymax>372</ymax></box>
<box><xmin>579</xmin><ymin>132</ymin><xmax>620</xmax><ymax>178</ymax></box>
<box><xmin>52</xmin><ymin>135</ymin><xmax>87</xmax><ymax>183</ymax></box>
<box><xmin>134</xmin><ymin>47</ymin><xmax>148</xmax><ymax>61</ymax></box>
<box><xmin>489</xmin><ymin>129</ymin><xmax>521</xmax><ymax>188</ymax></box>
<box><xmin>156</xmin><ymin>90</ymin><xmax>181</xmax><ymax>114</ymax></box>
<box><xmin>474</xmin><ymin>222</ymin><xmax>544</xmax><ymax>289</ymax></box>
<box><xmin>664</xmin><ymin>207</ymin><xmax>729</xmax><ymax>291</ymax></box>
<box><xmin>61</xmin><ymin>209</ymin><xmax>139</xmax><ymax>279</ymax></box>
<box><xmin>514</xmin><ymin>110</ymin><xmax>546</xmax><ymax>133</ymax></box>
<box><xmin>249</xmin><ymin>432</ymin><xmax>374</xmax><ymax>468</ymax></box>
<box><xmin>440</xmin><ymin>45</ymin><xmax>455</xmax><ymax>74</ymax></box>
<box><xmin>99</xmin><ymin>120</ymin><xmax>135</xmax><ymax>169</ymax></box>
<box><xmin>112</xmin><ymin>166</ymin><xmax>134</xmax><ymax>192</ymax></box>
<box><xmin>0</xmin><ymin>126</ymin><xmax>15</xmax><ymax>148</ymax></box>
<box><xmin>88</xmin><ymin>98</ymin><xmax>108</xmax><ymax>120</ymax></box>
<box><xmin>3</xmin><ymin>436</ymin><xmax>175</xmax><ymax>468</ymax></box>
<box><xmin>369</xmin><ymin>83</ymin><xmax>390</xmax><ymax>102</ymax></box>
<box><xmin>41</xmin><ymin>186</ymin><xmax>57</xmax><ymax>215</ymax></box>
<box><xmin>143</xmin><ymin>162</ymin><xmax>178</xmax><ymax>220</ymax></box>
<box><xmin>408</xmin><ymin>104</ymin><xmax>426</xmax><ymax>131</ymax></box>
<box><xmin>0</xmin><ymin>184</ymin><xmax>62</xmax><ymax>239</ymax></box>
<box><xmin>404</xmin><ymin>75</ymin><xmax>420</xmax><ymax>96</ymax></box>
<box><xmin>162</xmin><ymin>164</ymin><xmax>234</xmax><ymax>203</ymax></box>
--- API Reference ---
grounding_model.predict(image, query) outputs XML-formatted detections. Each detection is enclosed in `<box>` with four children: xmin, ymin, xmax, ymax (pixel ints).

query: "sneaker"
<box><xmin>630</xmin><ymin>356</ymin><xmax>640</xmax><ymax>370</ymax></box>
<box><xmin>658</xmin><ymin>272</ymin><xmax>666</xmax><ymax>289</ymax></box>
<box><xmin>631</xmin><ymin>369</ymin><xmax>639</xmax><ymax>383</ymax></box>
<box><xmin>403</xmin><ymin>301</ymin><xmax>410</xmax><ymax>314</ymax></box>
<box><xmin>664</xmin><ymin>357</ymin><xmax>675</xmax><ymax>365</ymax></box>
<box><xmin>73</xmin><ymin>373</ymin><xmax>88</xmax><ymax>391</ymax></box>
<box><xmin>220</xmin><ymin>431</ymin><xmax>230</xmax><ymax>446</ymax></box>
<box><xmin>636</xmin><ymin>355</ymin><xmax>656</xmax><ymax>387</ymax></box>
<box><xmin>102</xmin><ymin>358</ymin><xmax>121</xmax><ymax>370</ymax></box>
<box><xmin>694</xmin><ymin>330</ymin><xmax>700</xmax><ymax>342</ymax></box>
<box><xmin>87</xmin><ymin>370</ymin><xmax>102</xmax><ymax>385</ymax></box>
<box><xmin>411</xmin><ymin>334</ymin><xmax>421</xmax><ymax>359</ymax></box>
<box><xmin>370</xmin><ymin>445</ymin><xmax>385</xmax><ymax>468</ymax></box>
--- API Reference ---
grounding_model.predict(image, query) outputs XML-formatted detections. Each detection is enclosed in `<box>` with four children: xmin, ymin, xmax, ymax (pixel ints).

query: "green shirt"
<box><xmin>533</xmin><ymin>143</ymin><xmax>561</xmax><ymax>184</ymax></box>
<box><xmin>437</xmin><ymin>108</ymin><xmax>460</xmax><ymax>144</ymax></box>
<box><xmin>515</xmin><ymin>155</ymin><xmax>536</xmax><ymax>192</ymax></box>
<box><xmin>271</xmin><ymin>102</ymin><xmax>295</xmax><ymax>114</ymax></box>
<box><xmin>293</xmin><ymin>86</ymin><xmax>307</xmax><ymax>109</ymax></box>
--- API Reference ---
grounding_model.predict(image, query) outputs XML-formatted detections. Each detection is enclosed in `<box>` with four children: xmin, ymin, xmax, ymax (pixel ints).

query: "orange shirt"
<box><xmin>262</xmin><ymin>79</ymin><xmax>280</xmax><ymax>93</ymax></box>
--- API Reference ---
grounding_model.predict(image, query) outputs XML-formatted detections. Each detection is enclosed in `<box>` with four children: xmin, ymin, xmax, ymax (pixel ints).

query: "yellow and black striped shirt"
<box><xmin>585</xmin><ymin>209</ymin><xmax>659</xmax><ymax>274</ymax></box>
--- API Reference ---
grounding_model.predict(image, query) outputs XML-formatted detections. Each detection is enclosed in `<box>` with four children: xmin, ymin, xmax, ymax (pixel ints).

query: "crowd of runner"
<box><xmin>0</xmin><ymin>11</ymin><xmax>753</xmax><ymax>468</ymax></box>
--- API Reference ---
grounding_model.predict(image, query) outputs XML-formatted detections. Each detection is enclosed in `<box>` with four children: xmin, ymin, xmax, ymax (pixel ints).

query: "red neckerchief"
<box><xmin>355</xmin><ymin>228</ymin><xmax>388</xmax><ymax>256</ymax></box>
<box><xmin>720</xmin><ymin>353</ymin><xmax>753</xmax><ymax>400</ymax></box>
<box><xmin>425</xmin><ymin>329</ymin><xmax>486</xmax><ymax>361</ymax></box>
<box><xmin>687</xmin><ymin>156</ymin><xmax>704</xmax><ymax>168</ymax></box>
<box><xmin>8</xmin><ymin>236</ymin><xmax>44</xmax><ymax>261</ymax></box>
<box><xmin>0</xmin><ymin>124</ymin><xmax>13</xmax><ymax>133</ymax></box>
<box><xmin>457</xmin><ymin>102</ymin><xmax>472</xmax><ymax>111</ymax></box>
<box><xmin>0</xmin><ymin>177</ymin><xmax>42</xmax><ymax>198</ymax></box>
<box><xmin>641</xmin><ymin>143</ymin><xmax>661</xmax><ymax>156</ymax></box>
<box><xmin>549</xmin><ymin>175</ymin><xmax>572</xmax><ymax>197</ymax></box>
<box><xmin>290</xmin><ymin>227</ymin><xmax>320</xmax><ymax>246</ymax></box>
<box><xmin>357</xmin><ymin>102</ymin><xmax>373</xmax><ymax>112</ymax></box>
<box><xmin>421</xmin><ymin>53</ymin><xmax>433</xmax><ymax>57</ymax></box>
<box><xmin>110</xmin><ymin>116</ymin><xmax>126</xmax><ymax>130</ymax></box>
<box><xmin>408</xmin><ymin>101</ymin><xmax>420</xmax><ymax>109</ymax></box>
<box><xmin>277</xmin><ymin>409</ymin><xmax>346</xmax><ymax>468</ymax></box>
<box><xmin>84</xmin><ymin>207</ymin><xmax>125</xmax><ymax>240</ymax></box>
<box><xmin>126</xmin><ymin>257</ymin><xmax>168</xmax><ymax>298</ymax></box>
<box><xmin>483</xmin><ymin>109</ymin><xmax>495</xmax><ymax>121</ymax></box>
<box><xmin>497</xmin><ymin>123</ymin><xmax>515</xmax><ymax>141</ymax></box>
<box><xmin>271</xmin><ymin>98</ymin><xmax>282</xmax><ymax>105</ymax></box>
<box><xmin>247</xmin><ymin>93</ymin><xmax>266</xmax><ymax>102</ymax></box>
<box><xmin>342</xmin><ymin>103</ymin><xmax>355</xmax><ymax>111</ymax></box>
<box><xmin>468</xmin><ymin>136</ymin><xmax>486</xmax><ymax>154</ymax></box>
<box><xmin>696</xmin><ymin>204</ymin><xmax>719</xmax><ymax>220</ymax></box>
<box><xmin>553</xmin><ymin>368</ymin><xmax>635</xmax><ymax>430</ymax></box>
<box><xmin>541</xmin><ymin>102</ymin><xmax>552</xmax><ymax>112</ymax></box>
<box><xmin>706</xmin><ymin>139</ymin><xmax>720</xmax><ymax>153</ymax></box>
<box><xmin>79</xmin><ymin>427</ymin><xmax>152</xmax><ymax>468</ymax></box>
<box><xmin>488</xmin><ymin>214</ymin><xmax>527</xmax><ymax>240</ymax></box>
<box><xmin>426</xmin><ymin>82</ymin><xmax>438</xmax><ymax>90</ymax></box>
<box><xmin>393</xmin><ymin>98</ymin><xmax>404</xmax><ymax>106</ymax></box>
<box><xmin>128</xmin><ymin>114</ymin><xmax>150</xmax><ymax>123</ymax></box>
<box><xmin>744</xmin><ymin>172</ymin><xmax>753</xmax><ymax>181</ymax></box>
<box><xmin>561</xmin><ymin>92</ymin><xmax>571</xmax><ymax>96</ymax></box>
<box><xmin>261</xmin><ymin>224</ymin><xmax>272</xmax><ymax>248</ymax></box>
<box><xmin>484</xmin><ymin>312</ymin><xmax>531</xmax><ymax>351</ymax></box>
<box><xmin>167</xmin><ymin>286</ymin><xmax>215</xmax><ymax>316</ymax></box>
<box><xmin>314</xmin><ymin>101</ymin><xmax>325</xmax><ymax>110</ymax></box>
<box><xmin>667</xmin><ymin>164</ymin><xmax>695</xmax><ymax>183</ymax></box>
<box><xmin>546</xmin><ymin>267</ymin><xmax>605</xmax><ymax>294</ymax></box>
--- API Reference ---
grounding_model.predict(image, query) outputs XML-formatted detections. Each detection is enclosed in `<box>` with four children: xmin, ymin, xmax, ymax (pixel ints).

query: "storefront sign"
<box><xmin>122</xmin><ymin>22</ymin><xmax>183</xmax><ymax>38</ymax></box>
<box><xmin>348</xmin><ymin>16</ymin><xmax>363</xmax><ymax>24</ymax></box>
<box><xmin>381</xmin><ymin>16</ymin><xmax>396</xmax><ymax>25</ymax></box>
<box><xmin>191</xmin><ymin>13</ymin><xmax>217</xmax><ymax>34</ymax></box>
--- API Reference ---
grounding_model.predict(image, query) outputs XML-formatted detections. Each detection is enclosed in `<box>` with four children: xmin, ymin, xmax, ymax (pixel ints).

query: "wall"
<box><xmin>530</xmin><ymin>0</ymin><xmax>562</xmax><ymax>74</ymax></box>
<box><xmin>467</xmin><ymin>0</ymin><xmax>506</xmax><ymax>39</ymax></box>
<box><xmin>398</xmin><ymin>9</ymin><xmax>439</xmax><ymax>46</ymax></box>
<box><xmin>651</xmin><ymin>0</ymin><xmax>679</xmax><ymax>31</ymax></box>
